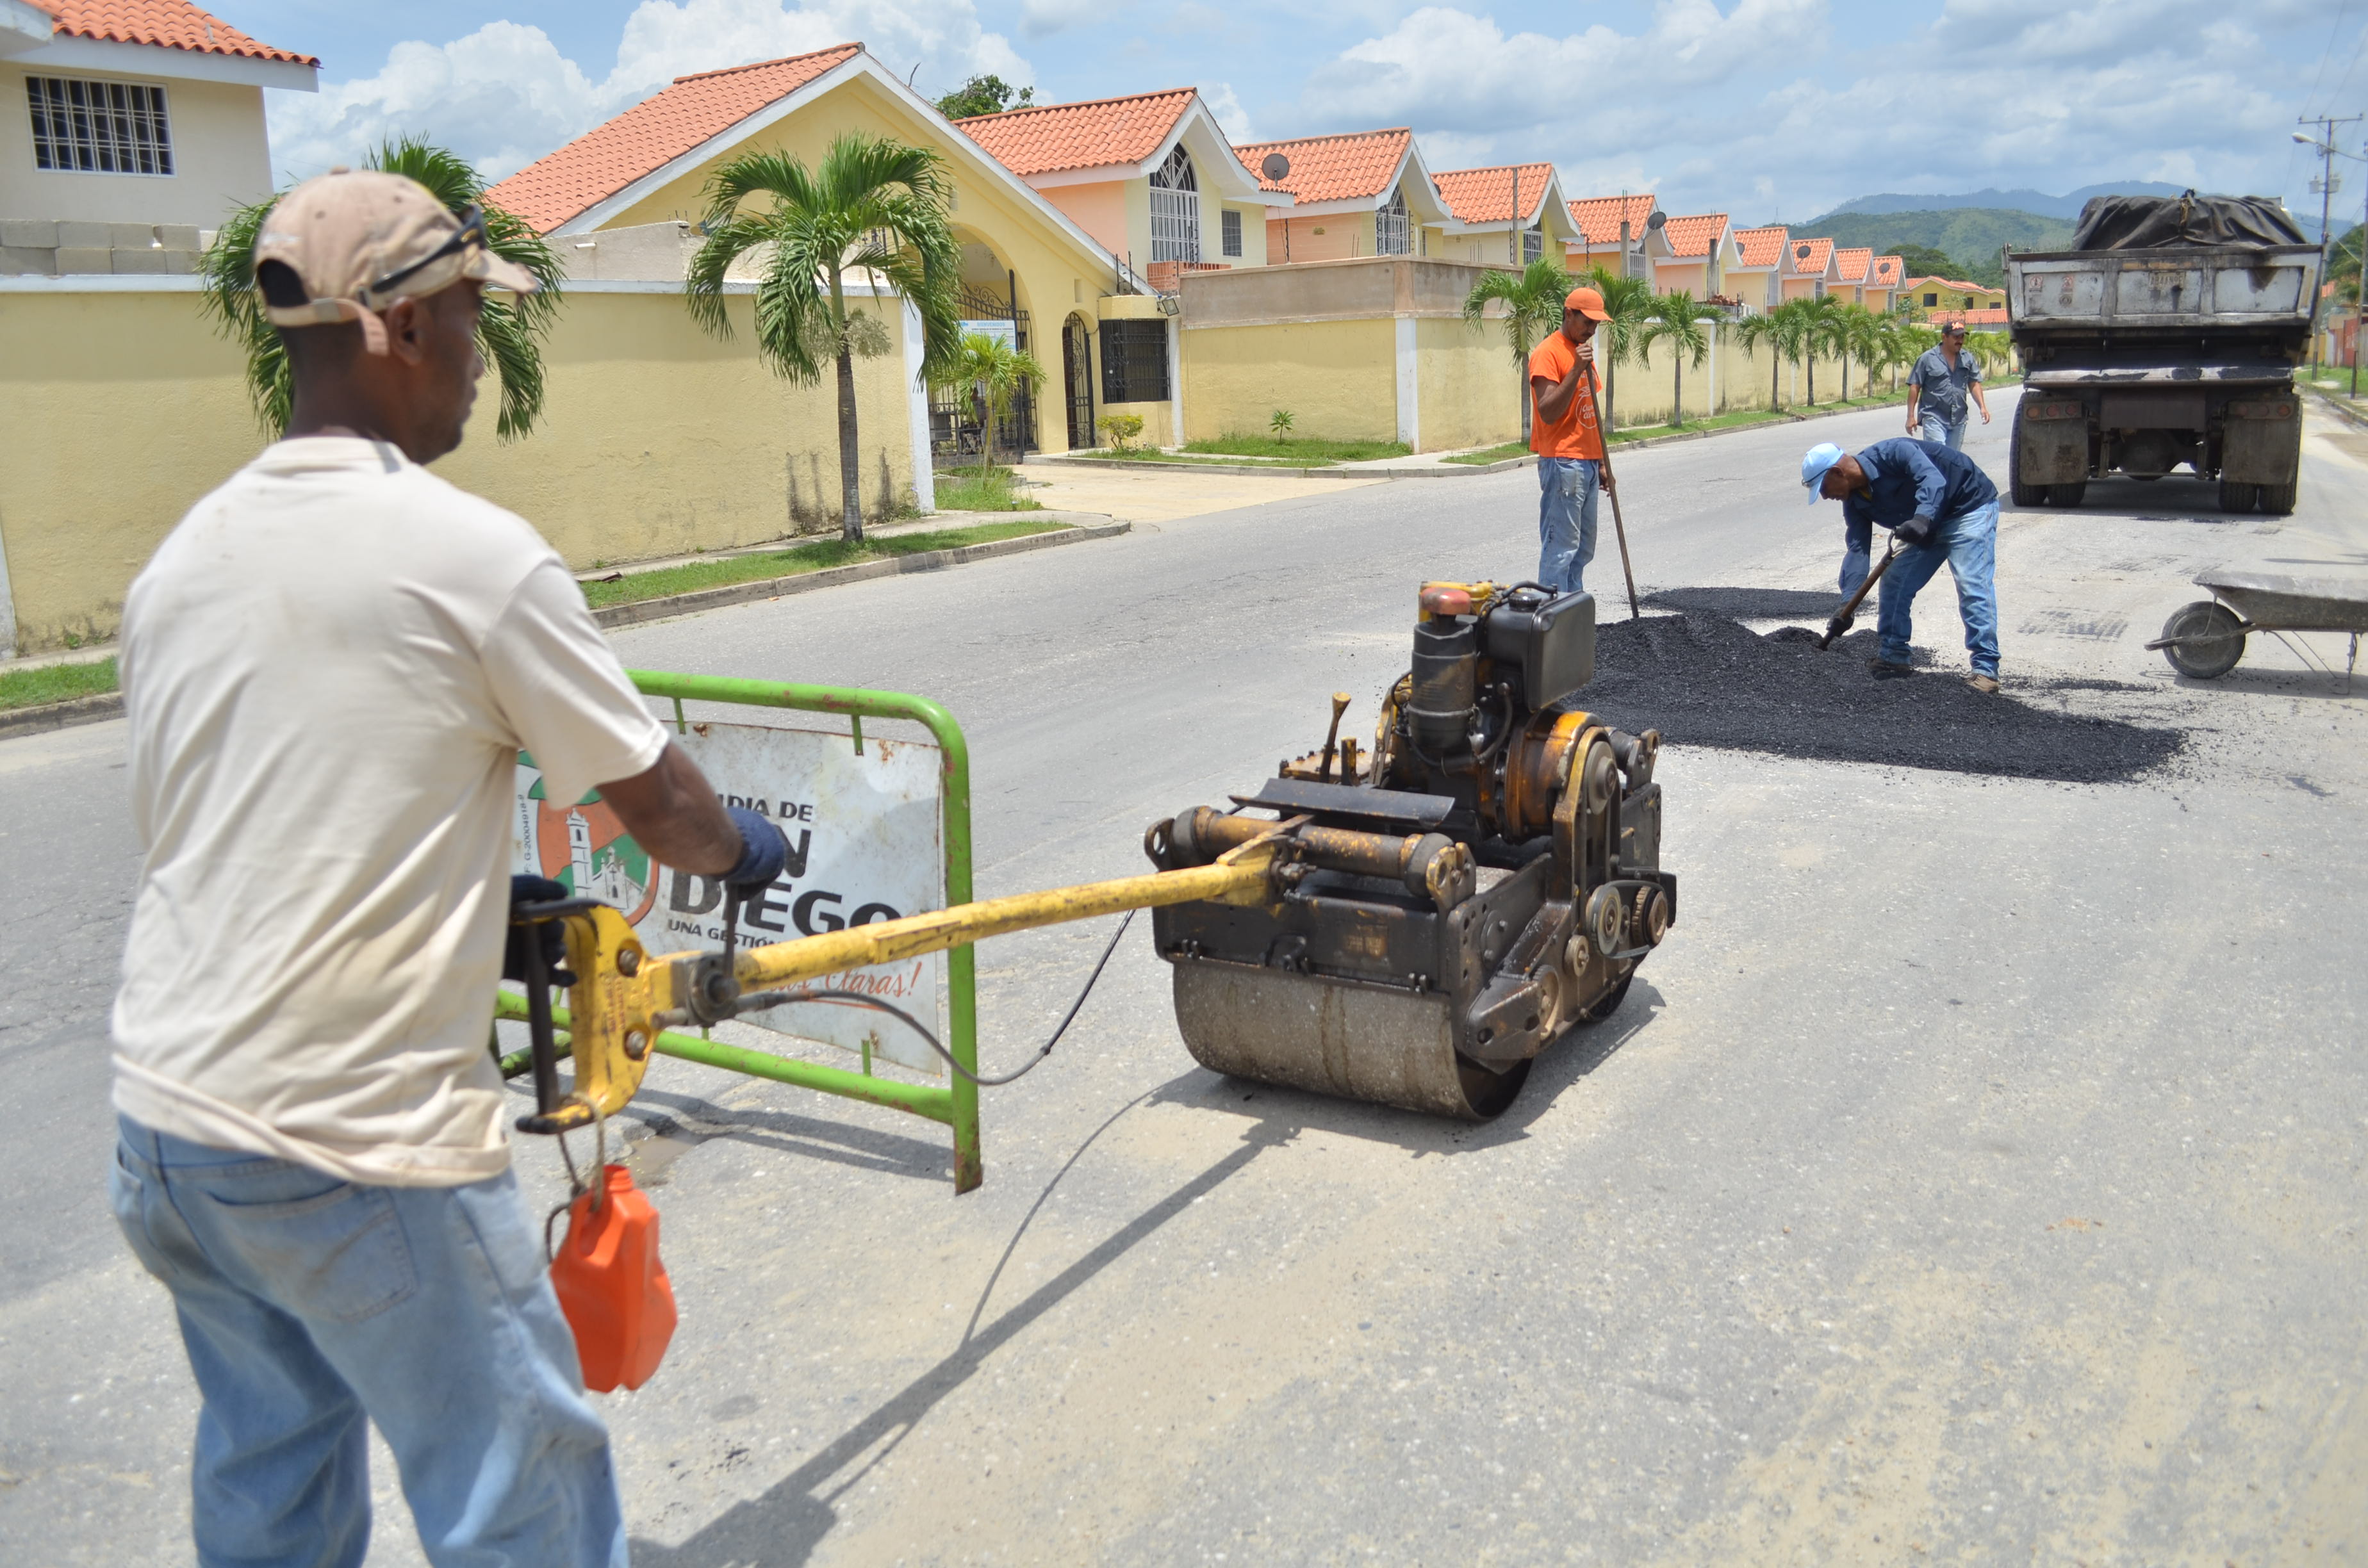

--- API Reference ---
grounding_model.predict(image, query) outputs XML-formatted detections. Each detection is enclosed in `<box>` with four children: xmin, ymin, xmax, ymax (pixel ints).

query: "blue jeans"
<box><xmin>110</xmin><ymin>1117</ymin><xmax>627</xmax><ymax>1568</ymax></box>
<box><xmin>1917</xmin><ymin>411</ymin><xmax>1966</xmax><ymax>450</ymax></box>
<box><xmin>1877</xmin><ymin>499</ymin><xmax>2001</xmax><ymax>676</ymax></box>
<box><xmin>1536</xmin><ymin>457</ymin><xmax>1600</xmax><ymax>594</ymax></box>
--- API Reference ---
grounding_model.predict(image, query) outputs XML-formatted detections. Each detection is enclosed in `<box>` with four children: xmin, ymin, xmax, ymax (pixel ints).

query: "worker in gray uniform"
<box><xmin>1904</xmin><ymin>320</ymin><xmax>1990</xmax><ymax>449</ymax></box>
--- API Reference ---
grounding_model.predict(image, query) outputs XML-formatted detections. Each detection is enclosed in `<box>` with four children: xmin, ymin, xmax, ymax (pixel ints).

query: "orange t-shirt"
<box><xmin>1527</xmin><ymin>332</ymin><xmax>1605</xmax><ymax>460</ymax></box>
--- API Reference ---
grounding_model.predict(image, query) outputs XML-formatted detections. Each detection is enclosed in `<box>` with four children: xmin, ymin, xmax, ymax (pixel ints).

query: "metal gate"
<box><xmin>1062</xmin><ymin>314</ymin><xmax>1094</xmax><ymax>449</ymax></box>
<box><xmin>929</xmin><ymin>280</ymin><xmax>1036</xmax><ymax>468</ymax></box>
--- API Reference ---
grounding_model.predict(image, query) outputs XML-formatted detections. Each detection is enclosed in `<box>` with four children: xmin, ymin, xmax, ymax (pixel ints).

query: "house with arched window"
<box><xmin>1229</xmin><ymin>127</ymin><xmax>1451</xmax><ymax>265</ymax></box>
<box><xmin>953</xmin><ymin>87</ymin><xmax>1282</xmax><ymax>291</ymax></box>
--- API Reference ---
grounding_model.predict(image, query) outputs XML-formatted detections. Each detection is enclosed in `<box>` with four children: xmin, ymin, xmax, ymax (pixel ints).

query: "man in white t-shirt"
<box><xmin>107</xmin><ymin>170</ymin><xmax>791</xmax><ymax>1567</ymax></box>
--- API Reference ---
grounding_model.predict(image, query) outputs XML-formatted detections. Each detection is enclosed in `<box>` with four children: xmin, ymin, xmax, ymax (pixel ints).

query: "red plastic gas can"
<box><xmin>551</xmin><ymin>1164</ymin><xmax>677</xmax><ymax>1392</ymax></box>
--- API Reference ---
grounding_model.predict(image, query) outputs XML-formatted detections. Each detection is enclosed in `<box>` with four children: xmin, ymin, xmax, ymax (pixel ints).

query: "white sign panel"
<box><xmin>957</xmin><ymin>318</ymin><xmax>1017</xmax><ymax>350</ymax></box>
<box><xmin>513</xmin><ymin>719</ymin><xmax>946</xmax><ymax>1075</ymax></box>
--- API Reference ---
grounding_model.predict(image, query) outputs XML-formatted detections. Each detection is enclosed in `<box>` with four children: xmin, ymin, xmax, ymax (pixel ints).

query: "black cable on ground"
<box><xmin>734</xmin><ymin>908</ymin><xmax>1137</xmax><ymax>1088</ymax></box>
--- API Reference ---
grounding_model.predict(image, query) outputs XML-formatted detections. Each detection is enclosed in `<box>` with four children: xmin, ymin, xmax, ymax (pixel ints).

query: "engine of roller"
<box><xmin>1141</xmin><ymin>580</ymin><xmax>1674</xmax><ymax>1118</ymax></box>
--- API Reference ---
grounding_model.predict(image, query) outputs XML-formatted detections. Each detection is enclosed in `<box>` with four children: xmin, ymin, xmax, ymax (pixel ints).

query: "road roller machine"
<box><xmin>1142</xmin><ymin>580</ymin><xmax>1675</xmax><ymax>1118</ymax></box>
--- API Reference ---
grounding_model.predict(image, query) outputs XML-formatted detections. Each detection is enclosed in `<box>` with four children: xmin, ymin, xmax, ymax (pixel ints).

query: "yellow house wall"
<box><xmin>1180</xmin><ymin>317</ymin><xmax>1395</xmax><ymax>443</ymax></box>
<box><xmin>1267</xmin><ymin>213</ymin><xmax>1368</xmax><ymax>264</ymax></box>
<box><xmin>0</xmin><ymin>66</ymin><xmax>274</xmax><ymax>228</ymax></box>
<box><xmin>1905</xmin><ymin>281</ymin><xmax>2005</xmax><ymax>313</ymax></box>
<box><xmin>1416</xmin><ymin>315</ymin><xmax>1520</xmax><ymax>450</ymax></box>
<box><xmin>598</xmin><ymin>70</ymin><xmax>1121</xmax><ymax>452</ymax></box>
<box><xmin>0</xmin><ymin>286</ymin><xmax>917</xmax><ymax>651</ymax></box>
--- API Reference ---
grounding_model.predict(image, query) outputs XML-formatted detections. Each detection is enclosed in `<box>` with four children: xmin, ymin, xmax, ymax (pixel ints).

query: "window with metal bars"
<box><xmin>1099</xmin><ymin>320</ymin><xmax>1169</xmax><ymax>403</ymax></box>
<box><xmin>1522</xmin><ymin>226</ymin><xmax>1542</xmax><ymax>265</ymax></box>
<box><xmin>1375</xmin><ymin>186</ymin><xmax>1410</xmax><ymax>256</ymax></box>
<box><xmin>26</xmin><ymin>76</ymin><xmax>174</xmax><ymax>176</ymax></box>
<box><xmin>1220</xmin><ymin>208</ymin><xmax>1242</xmax><ymax>258</ymax></box>
<box><xmin>1148</xmin><ymin>144</ymin><xmax>1200</xmax><ymax>263</ymax></box>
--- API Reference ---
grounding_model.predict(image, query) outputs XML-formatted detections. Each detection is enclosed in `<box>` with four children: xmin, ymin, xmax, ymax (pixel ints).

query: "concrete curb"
<box><xmin>0</xmin><ymin>690</ymin><xmax>124</xmax><ymax>741</ymax></box>
<box><xmin>2304</xmin><ymin>386</ymin><xmax>2368</xmax><ymax>434</ymax></box>
<box><xmin>1038</xmin><ymin>403</ymin><xmax>1906</xmax><ymax>480</ymax></box>
<box><xmin>590</xmin><ymin>521</ymin><xmax>1131</xmax><ymax>630</ymax></box>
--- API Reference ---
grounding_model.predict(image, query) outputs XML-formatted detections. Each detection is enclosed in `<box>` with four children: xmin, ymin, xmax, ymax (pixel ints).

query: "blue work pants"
<box><xmin>1877</xmin><ymin>499</ymin><xmax>2002</xmax><ymax>676</ymax></box>
<box><xmin>1916</xmin><ymin>410</ymin><xmax>1967</xmax><ymax>450</ymax></box>
<box><xmin>1536</xmin><ymin>457</ymin><xmax>1600</xmax><ymax>595</ymax></box>
<box><xmin>110</xmin><ymin>1116</ymin><xmax>627</xmax><ymax>1568</ymax></box>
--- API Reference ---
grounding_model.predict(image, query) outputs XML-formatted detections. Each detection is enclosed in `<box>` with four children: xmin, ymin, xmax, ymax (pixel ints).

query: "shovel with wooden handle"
<box><xmin>1814</xmin><ymin>536</ymin><xmax>1902</xmax><ymax>650</ymax></box>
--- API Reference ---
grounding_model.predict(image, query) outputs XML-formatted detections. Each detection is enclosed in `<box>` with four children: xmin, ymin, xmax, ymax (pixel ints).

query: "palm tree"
<box><xmin>1834</xmin><ymin>305</ymin><xmax>1887</xmax><ymax>403</ymax></box>
<box><xmin>1638</xmin><ymin>290</ymin><xmax>1717</xmax><ymax>427</ymax></box>
<box><xmin>939</xmin><ymin>331</ymin><xmax>1048</xmax><ymax>474</ymax></box>
<box><xmin>1798</xmin><ymin>294</ymin><xmax>1847</xmax><ymax>407</ymax></box>
<box><xmin>1461</xmin><ymin>257</ymin><xmax>1574</xmax><ymax>438</ymax></box>
<box><xmin>1732</xmin><ymin>309</ymin><xmax>1787</xmax><ymax>411</ymax></box>
<box><xmin>1889</xmin><ymin>322</ymin><xmax>1940</xmax><ymax>395</ymax></box>
<box><xmin>1964</xmin><ymin>329</ymin><xmax>2017</xmax><ymax>379</ymax></box>
<box><xmin>200</xmin><ymin>137</ymin><xmax>563</xmax><ymax>440</ymax></box>
<box><xmin>1579</xmin><ymin>265</ymin><xmax>1657</xmax><ymax>433</ymax></box>
<box><xmin>687</xmin><ymin>132</ymin><xmax>963</xmax><ymax>543</ymax></box>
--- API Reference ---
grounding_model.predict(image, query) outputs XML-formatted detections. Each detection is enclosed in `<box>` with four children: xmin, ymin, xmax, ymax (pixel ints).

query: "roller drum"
<box><xmin>1172</xmin><ymin>964</ymin><xmax>1529</xmax><ymax>1120</ymax></box>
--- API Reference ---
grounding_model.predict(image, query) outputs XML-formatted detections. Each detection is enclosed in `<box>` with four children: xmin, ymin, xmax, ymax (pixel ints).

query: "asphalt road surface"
<box><xmin>5</xmin><ymin>392</ymin><xmax>2366</xmax><ymax>1565</ymax></box>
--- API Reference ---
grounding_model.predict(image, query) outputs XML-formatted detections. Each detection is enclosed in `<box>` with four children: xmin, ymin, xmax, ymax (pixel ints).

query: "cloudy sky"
<box><xmin>211</xmin><ymin>0</ymin><xmax>2365</xmax><ymax>224</ymax></box>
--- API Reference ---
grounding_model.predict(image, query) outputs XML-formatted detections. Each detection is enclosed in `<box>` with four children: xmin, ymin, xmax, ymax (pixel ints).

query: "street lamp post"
<box><xmin>2294</xmin><ymin>126</ymin><xmax>2367</xmax><ymax>395</ymax></box>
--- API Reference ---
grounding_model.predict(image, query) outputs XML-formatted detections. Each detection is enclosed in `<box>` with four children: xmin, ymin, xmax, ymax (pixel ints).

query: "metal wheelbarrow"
<box><xmin>2148</xmin><ymin>571</ymin><xmax>2368</xmax><ymax>689</ymax></box>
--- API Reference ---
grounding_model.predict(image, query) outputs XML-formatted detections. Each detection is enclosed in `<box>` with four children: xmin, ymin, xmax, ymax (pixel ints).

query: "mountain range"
<box><xmin>1825</xmin><ymin>183</ymin><xmax>2194</xmax><ymax>220</ymax></box>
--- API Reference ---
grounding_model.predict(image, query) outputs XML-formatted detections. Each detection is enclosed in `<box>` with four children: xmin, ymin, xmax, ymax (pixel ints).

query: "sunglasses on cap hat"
<box><xmin>359</xmin><ymin>206</ymin><xmax>487</xmax><ymax>309</ymax></box>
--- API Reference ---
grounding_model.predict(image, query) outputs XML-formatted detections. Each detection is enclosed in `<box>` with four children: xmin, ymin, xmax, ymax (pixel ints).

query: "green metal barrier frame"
<box><xmin>496</xmin><ymin>669</ymin><xmax>982</xmax><ymax>1193</ymax></box>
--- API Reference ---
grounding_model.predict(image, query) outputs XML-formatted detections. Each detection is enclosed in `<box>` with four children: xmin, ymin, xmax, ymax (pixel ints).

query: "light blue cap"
<box><xmin>1801</xmin><ymin>441</ymin><xmax>1845</xmax><ymax>503</ymax></box>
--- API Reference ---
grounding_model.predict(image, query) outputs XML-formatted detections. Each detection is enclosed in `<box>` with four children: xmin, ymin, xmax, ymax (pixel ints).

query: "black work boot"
<box><xmin>1868</xmin><ymin>658</ymin><xmax>1914</xmax><ymax>680</ymax></box>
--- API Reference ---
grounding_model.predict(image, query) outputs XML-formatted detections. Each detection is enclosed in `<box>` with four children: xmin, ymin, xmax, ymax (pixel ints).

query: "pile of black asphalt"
<box><xmin>1575</xmin><ymin>611</ymin><xmax>2185</xmax><ymax>783</ymax></box>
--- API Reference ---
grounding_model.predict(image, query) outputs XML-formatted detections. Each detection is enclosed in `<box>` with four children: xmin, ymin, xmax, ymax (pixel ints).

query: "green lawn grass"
<box><xmin>1071</xmin><ymin>447</ymin><xmax>1331</xmax><ymax>467</ymax></box>
<box><xmin>932</xmin><ymin>467</ymin><xmax>1044</xmax><ymax>512</ymax></box>
<box><xmin>1182</xmin><ymin>432</ymin><xmax>1412</xmax><ymax>462</ymax></box>
<box><xmin>580</xmin><ymin>521</ymin><xmax>1066</xmax><ymax>609</ymax></box>
<box><xmin>1443</xmin><ymin>441</ymin><xmax>1531</xmax><ymax>465</ymax></box>
<box><xmin>0</xmin><ymin>655</ymin><xmax>118</xmax><ymax>712</ymax></box>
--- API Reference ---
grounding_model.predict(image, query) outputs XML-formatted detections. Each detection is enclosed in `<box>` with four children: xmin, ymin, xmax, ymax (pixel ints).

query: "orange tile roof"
<box><xmin>1732</xmin><ymin>225</ymin><xmax>1787</xmax><ymax>267</ymax></box>
<box><xmin>29</xmin><ymin>0</ymin><xmax>315</xmax><ymax>65</ymax></box>
<box><xmin>1565</xmin><ymin>194</ymin><xmax>1656</xmax><ymax>246</ymax></box>
<box><xmin>1832</xmin><ymin>246</ymin><xmax>1871</xmax><ymax>283</ymax></box>
<box><xmin>1869</xmin><ymin>255</ymin><xmax>1902</xmax><ymax>286</ymax></box>
<box><xmin>486</xmin><ymin>44</ymin><xmax>860</xmax><ymax>234</ymax></box>
<box><xmin>1659</xmin><ymin>212</ymin><xmax>1728</xmax><ymax>259</ymax></box>
<box><xmin>957</xmin><ymin>88</ymin><xmax>1195</xmax><ymax>177</ymax></box>
<box><xmin>1788</xmin><ymin>236</ymin><xmax>1834</xmax><ymax>274</ymax></box>
<box><xmin>1930</xmin><ymin>307</ymin><xmax>2009</xmax><ymax>327</ymax></box>
<box><xmin>1233</xmin><ymin>127</ymin><xmax>1408</xmax><ymax>201</ymax></box>
<box><xmin>1434</xmin><ymin>163</ymin><xmax>1554</xmax><ymax>225</ymax></box>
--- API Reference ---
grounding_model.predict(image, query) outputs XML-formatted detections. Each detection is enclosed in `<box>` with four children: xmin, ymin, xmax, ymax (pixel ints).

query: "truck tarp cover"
<box><xmin>2071</xmin><ymin>193</ymin><xmax>2306</xmax><ymax>250</ymax></box>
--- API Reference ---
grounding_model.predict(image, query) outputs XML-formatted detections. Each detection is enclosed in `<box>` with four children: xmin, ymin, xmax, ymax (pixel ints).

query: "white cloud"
<box><xmin>1197</xmin><ymin>81</ymin><xmax>1253</xmax><ymax>140</ymax></box>
<box><xmin>267</xmin><ymin>0</ymin><xmax>1031</xmax><ymax>185</ymax></box>
<box><xmin>1299</xmin><ymin>0</ymin><xmax>2326</xmax><ymax>219</ymax></box>
<box><xmin>1020</xmin><ymin>0</ymin><xmax>1107</xmax><ymax>41</ymax></box>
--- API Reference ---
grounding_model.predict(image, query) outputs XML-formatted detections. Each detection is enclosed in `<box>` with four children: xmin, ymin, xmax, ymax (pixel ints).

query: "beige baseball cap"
<box><xmin>255</xmin><ymin>168</ymin><xmax>538</xmax><ymax>355</ymax></box>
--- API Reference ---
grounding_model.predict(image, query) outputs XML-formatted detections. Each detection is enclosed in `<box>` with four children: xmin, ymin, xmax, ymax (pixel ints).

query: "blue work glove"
<box><xmin>502</xmin><ymin>874</ymin><xmax>574</xmax><ymax>985</ymax></box>
<box><xmin>1893</xmin><ymin>514</ymin><xmax>1937</xmax><ymax>550</ymax></box>
<box><xmin>723</xmin><ymin>805</ymin><xmax>791</xmax><ymax>893</ymax></box>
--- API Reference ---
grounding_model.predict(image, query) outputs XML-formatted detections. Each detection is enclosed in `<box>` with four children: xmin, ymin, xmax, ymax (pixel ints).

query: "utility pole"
<box><xmin>2298</xmin><ymin>114</ymin><xmax>2364</xmax><ymax>375</ymax></box>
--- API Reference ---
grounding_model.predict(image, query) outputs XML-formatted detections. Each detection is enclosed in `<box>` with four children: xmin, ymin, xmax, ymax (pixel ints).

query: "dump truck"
<box><xmin>2004</xmin><ymin>193</ymin><xmax>2320</xmax><ymax>514</ymax></box>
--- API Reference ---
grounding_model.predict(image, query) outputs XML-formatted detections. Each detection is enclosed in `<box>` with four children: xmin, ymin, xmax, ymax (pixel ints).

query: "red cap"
<box><xmin>1419</xmin><ymin>584</ymin><xmax>1473</xmax><ymax>617</ymax></box>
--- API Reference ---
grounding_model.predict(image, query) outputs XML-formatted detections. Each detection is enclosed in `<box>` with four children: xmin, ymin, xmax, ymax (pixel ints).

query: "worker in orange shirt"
<box><xmin>1528</xmin><ymin>287</ymin><xmax>1616</xmax><ymax>593</ymax></box>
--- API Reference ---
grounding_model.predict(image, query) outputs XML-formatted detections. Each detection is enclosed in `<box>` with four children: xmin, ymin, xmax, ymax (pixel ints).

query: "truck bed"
<box><xmin>2007</xmin><ymin>244</ymin><xmax>2321</xmax><ymax>335</ymax></box>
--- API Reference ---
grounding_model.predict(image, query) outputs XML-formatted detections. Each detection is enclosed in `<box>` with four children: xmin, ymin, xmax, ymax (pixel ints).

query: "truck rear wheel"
<box><xmin>2218</xmin><ymin>478</ymin><xmax>2258</xmax><ymax>513</ymax></box>
<box><xmin>2008</xmin><ymin>405</ymin><xmax>2047</xmax><ymax>506</ymax></box>
<box><xmin>2048</xmin><ymin>482</ymin><xmax>2086</xmax><ymax>507</ymax></box>
<box><xmin>2255</xmin><ymin>479</ymin><xmax>2296</xmax><ymax>516</ymax></box>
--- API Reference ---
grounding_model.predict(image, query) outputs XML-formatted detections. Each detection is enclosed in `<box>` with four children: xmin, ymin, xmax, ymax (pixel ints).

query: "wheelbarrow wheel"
<box><xmin>2159</xmin><ymin>601</ymin><xmax>2245</xmax><ymax>679</ymax></box>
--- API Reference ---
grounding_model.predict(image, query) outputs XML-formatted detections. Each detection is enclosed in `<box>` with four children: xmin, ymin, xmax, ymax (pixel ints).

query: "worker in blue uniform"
<box><xmin>1803</xmin><ymin>438</ymin><xmax>2003</xmax><ymax>694</ymax></box>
